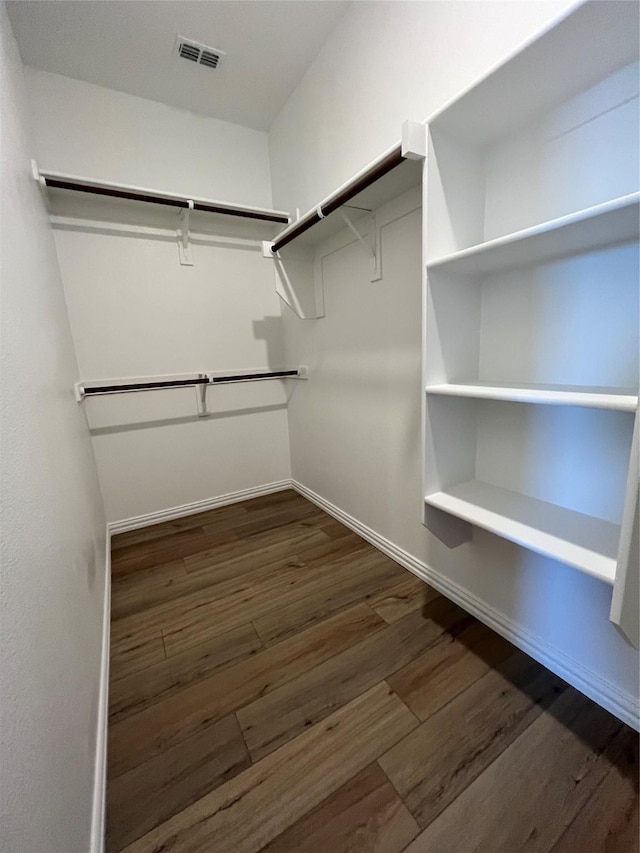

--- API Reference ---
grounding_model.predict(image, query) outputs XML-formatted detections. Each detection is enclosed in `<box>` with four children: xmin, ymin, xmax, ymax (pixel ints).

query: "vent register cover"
<box><xmin>176</xmin><ymin>36</ymin><xmax>224</xmax><ymax>69</ymax></box>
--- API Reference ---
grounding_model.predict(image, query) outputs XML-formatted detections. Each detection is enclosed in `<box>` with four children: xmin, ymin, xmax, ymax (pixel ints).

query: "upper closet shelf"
<box><xmin>427</xmin><ymin>193</ymin><xmax>640</xmax><ymax>276</ymax></box>
<box><xmin>426</xmin><ymin>383</ymin><xmax>639</xmax><ymax>412</ymax></box>
<box><xmin>268</xmin><ymin>123</ymin><xmax>425</xmax><ymax>255</ymax></box>
<box><xmin>427</xmin><ymin>0</ymin><xmax>640</xmax><ymax>145</ymax></box>
<box><xmin>33</xmin><ymin>162</ymin><xmax>290</xmax><ymax>224</ymax></box>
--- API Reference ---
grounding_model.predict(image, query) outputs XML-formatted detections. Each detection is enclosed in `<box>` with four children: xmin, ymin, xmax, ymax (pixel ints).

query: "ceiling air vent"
<box><xmin>175</xmin><ymin>36</ymin><xmax>224</xmax><ymax>70</ymax></box>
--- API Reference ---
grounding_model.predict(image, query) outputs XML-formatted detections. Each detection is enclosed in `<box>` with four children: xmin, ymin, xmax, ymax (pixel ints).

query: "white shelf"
<box><xmin>424</xmin><ymin>480</ymin><xmax>619</xmax><ymax>584</ymax></box>
<box><xmin>426</xmin><ymin>194</ymin><xmax>640</xmax><ymax>276</ymax></box>
<box><xmin>35</xmin><ymin>164</ymin><xmax>290</xmax><ymax>225</ymax></box>
<box><xmin>279</xmin><ymin>156</ymin><xmax>422</xmax><ymax>249</ymax></box>
<box><xmin>426</xmin><ymin>383</ymin><xmax>638</xmax><ymax>412</ymax></box>
<box><xmin>427</xmin><ymin>1</ymin><xmax>640</xmax><ymax>146</ymax></box>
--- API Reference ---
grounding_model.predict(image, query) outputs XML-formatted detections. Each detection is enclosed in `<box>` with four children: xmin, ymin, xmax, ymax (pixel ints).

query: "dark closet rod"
<box><xmin>83</xmin><ymin>377</ymin><xmax>210</xmax><ymax>395</ymax></box>
<box><xmin>271</xmin><ymin>144</ymin><xmax>406</xmax><ymax>253</ymax></box>
<box><xmin>42</xmin><ymin>176</ymin><xmax>290</xmax><ymax>224</ymax></box>
<box><xmin>211</xmin><ymin>370</ymin><xmax>299</xmax><ymax>384</ymax></box>
<box><xmin>80</xmin><ymin>370</ymin><xmax>301</xmax><ymax>398</ymax></box>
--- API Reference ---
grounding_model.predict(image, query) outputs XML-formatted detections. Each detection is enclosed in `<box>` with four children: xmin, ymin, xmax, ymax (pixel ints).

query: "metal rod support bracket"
<box><xmin>178</xmin><ymin>200</ymin><xmax>194</xmax><ymax>265</ymax></box>
<box><xmin>339</xmin><ymin>209</ymin><xmax>381</xmax><ymax>282</ymax></box>
<box><xmin>196</xmin><ymin>373</ymin><xmax>210</xmax><ymax>417</ymax></box>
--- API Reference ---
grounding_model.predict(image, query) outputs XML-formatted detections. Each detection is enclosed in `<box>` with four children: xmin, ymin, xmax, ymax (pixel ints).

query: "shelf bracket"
<box><xmin>195</xmin><ymin>374</ymin><xmax>210</xmax><ymax>417</ymax></box>
<box><xmin>340</xmin><ymin>208</ymin><xmax>381</xmax><ymax>282</ymax></box>
<box><xmin>177</xmin><ymin>200</ymin><xmax>194</xmax><ymax>266</ymax></box>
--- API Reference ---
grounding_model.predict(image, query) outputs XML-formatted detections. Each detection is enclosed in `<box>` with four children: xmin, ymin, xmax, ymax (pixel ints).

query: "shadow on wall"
<box><xmin>88</xmin><ymin>403</ymin><xmax>288</xmax><ymax>436</ymax></box>
<box><xmin>253</xmin><ymin>315</ymin><xmax>287</xmax><ymax>367</ymax></box>
<box><xmin>82</xmin><ymin>313</ymin><xmax>292</xmax><ymax>435</ymax></box>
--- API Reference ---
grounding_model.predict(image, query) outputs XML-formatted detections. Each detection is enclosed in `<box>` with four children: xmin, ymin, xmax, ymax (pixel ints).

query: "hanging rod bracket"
<box><xmin>401</xmin><ymin>120</ymin><xmax>427</xmax><ymax>160</ymax></box>
<box><xmin>196</xmin><ymin>373</ymin><xmax>210</xmax><ymax>417</ymax></box>
<box><xmin>177</xmin><ymin>200</ymin><xmax>194</xmax><ymax>266</ymax></box>
<box><xmin>339</xmin><ymin>209</ymin><xmax>381</xmax><ymax>282</ymax></box>
<box><xmin>262</xmin><ymin>240</ymin><xmax>277</xmax><ymax>258</ymax></box>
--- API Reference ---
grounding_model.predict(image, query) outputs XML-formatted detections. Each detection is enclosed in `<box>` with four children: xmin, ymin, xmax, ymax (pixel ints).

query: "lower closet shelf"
<box><xmin>425</xmin><ymin>383</ymin><xmax>638</xmax><ymax>412</ymax></box>
<box><xmin>424</xmin><ymin>480</ymin><xmax>619</xmax><ymax>584</ymax></box>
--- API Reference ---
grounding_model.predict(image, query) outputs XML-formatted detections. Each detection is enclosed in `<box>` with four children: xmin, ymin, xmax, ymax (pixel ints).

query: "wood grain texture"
<box><xmin>121</xmin><ymin>683</ymin><xmax>418</xmax><ymax>853</ymax></box>
<box><xmin>549</xmin><ymin>726</ymin><xmax>639</xmax><ymax>853</ymax></box>
<box><xmin>403</xmin><ymin>688</ymin><xmax>629</xmax><ymax>853</ymax></box>
<box><xmin>109</xmin><ymin>622</ymin><xmax>263</xmax><ymax>723</ymax></box>
<box><xmin>379</xmin><ymin>651</ymin><xmax>567</xmax><ymax>828</ymax></box>
<box><xmin>368</xmin><ymin>575</ymin><xmax>440</xmax><ymax>623</ymax></box>
<box><xmin>110</xmin><ymin>551</ymin><xmax>312</xmax><ymax>657</ymax></box>
<box><xmin>238</xmin><ymin>598</ymin><xmax>468</xmax><ymax>762</ymax></box>
<box><xmin>252</xmin><ymin>548</ymin><xmax>406</xmax><ymax>646</ymax></box>
<box><xmin>111</xmin><ymin>559</ymin><xmax>186</xmax><ymax>595</ymax></box>
<box><xmin>387</xmin><ymin>617</ymin><xmax>515</xmax><ymax>720</ymax></box>
<box><xmin>110</xmin><ymin>629</ymin><xmax>165</xmax><ymax>681</ymax></box>
<box><xmin>260</xmin><ymin>762</ymin><xmax>420</xmax><ymax>853</ymax></box>
<box><xmin>108</xmin><ymin>603</ymin><xmax>386</xmax><ymax>779</ymax></box>
<box><xmin>162</xmin><ymin>546</ymin><xmax>402</xmax><ymax>658</ymax></box>
<box><xmin>107</xmin><ymin>490</ymin><xmax>639</xmax><ymax>853</ymax></box>
<box><xmin>219</xmin><ymin>502</ymin><xmax>323</xmax><ymax>538</ymax></box>
<box><xmin>112</xmin><ymin>526</ymin><xmax>238</xmax><ymax>576</ymax></box>
<box><xmin>106</xmin><ymin>713</ymin><xmax>250</xmax><ymax>852</ymax></box>
<box><xmin>110</xmin><ymin>503</ymin><xmax>248</xmax><ymax>550</ymax></box>
<box><xmin>182</xmin><ymin>520</ymin><xmax>328</xmax><ymax>574</ymax></box>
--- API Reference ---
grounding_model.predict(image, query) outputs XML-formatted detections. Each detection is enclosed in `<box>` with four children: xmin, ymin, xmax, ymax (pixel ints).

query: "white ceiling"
<box><xmin>6</xmin><ymin>1</ymin><xmax>350</xmax><ymax>131</ymax></box>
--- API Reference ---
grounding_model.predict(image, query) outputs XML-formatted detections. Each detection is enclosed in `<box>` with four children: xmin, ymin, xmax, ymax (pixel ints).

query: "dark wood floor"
<box><xmin>107</xmin><ymin>489</ymin><xmax>639</xmax><ymax>853</ymax></box>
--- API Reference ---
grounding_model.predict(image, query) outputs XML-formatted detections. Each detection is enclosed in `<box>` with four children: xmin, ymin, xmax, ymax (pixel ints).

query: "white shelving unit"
<box><xmin>422</xmin><ymin>1</ymin><xmax>640</xmax><ymax>645</ymax></box>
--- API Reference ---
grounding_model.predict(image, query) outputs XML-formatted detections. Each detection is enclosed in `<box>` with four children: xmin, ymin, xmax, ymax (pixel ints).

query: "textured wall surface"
<box><xmin>0</xmin><ymin>6</ymin><xmax>107</xmax><ymax>850</ymax></box>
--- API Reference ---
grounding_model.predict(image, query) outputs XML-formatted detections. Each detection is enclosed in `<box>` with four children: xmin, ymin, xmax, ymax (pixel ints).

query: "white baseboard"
<box><xmin>107</xmin><ymin>480</ymin><xmax>293</xmax><ymax>535</ymax></box>
<box><xmin>90</xmin><ymin>532</ymin><xmax>112</xmax><ymax>853</ymax></box>
<box><xmin>291</xmin><ymin>479</ymin><xmax>640</xmax><ymax>732</ymax></box>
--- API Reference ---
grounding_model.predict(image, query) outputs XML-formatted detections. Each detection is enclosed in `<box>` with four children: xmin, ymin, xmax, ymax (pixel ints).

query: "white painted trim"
<box><xmin>290</xmin><ymin>479</ymin><xmax>640</xmax><ymax>732</ymax></box>
<box><xmin>90</xmin><ymin>531</ymin><xmax>111</xmax><ymax>853</ymax></box>
<box><xmin>107</xmin><ymin>480</ymin><xmax>292</xmax><ymax>535</ymax></box>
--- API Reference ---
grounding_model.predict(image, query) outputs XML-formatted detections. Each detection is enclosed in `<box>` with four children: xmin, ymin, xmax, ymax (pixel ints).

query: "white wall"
<box><xmin>25</xmin><ymin>71</ymin><xmax>291</xmax><ymax>523</ymax></box>
<box><xmin>269</xmin><ymin>0</ymin><xmax>579</xmax><ymax>213</ymax></box>
<box><xmin>271</xmin><ymin>0</ymin><xmax>639</xmax><ymax>723</ymax></box>
<box><xmin>0</xmin><ymin>6</ymin><xmax>107</xmax><ymax>851</ymax></box>
<box><xmin>25</xmin><ymin>68</ymin><xmax>274</xmax><ymax>208</ymax></box>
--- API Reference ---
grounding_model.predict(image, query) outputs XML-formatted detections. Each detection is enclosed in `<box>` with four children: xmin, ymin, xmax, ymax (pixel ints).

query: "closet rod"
<box><xmin>83</xmin><ymin>377</ymin><xmax>209</xmax><ymax>396</ymax></box>
<box><xmin>211</xmin><ymin>370</ymin><xmax>299</xmax><ymax>384</ymax></box>
<box><xmin>271</xmin><ymin>144</ymin><xmax>405</xmax><ymax>253</ymax></box>
<box><xmin>38</xmin><ymin>171</ymin><xmax>290</xmax><ymax>224</ymax></box>
<box><xmin>78</xmin><ymin>370</ymin><xmax>303</xmax><ymax>399</ymax></box>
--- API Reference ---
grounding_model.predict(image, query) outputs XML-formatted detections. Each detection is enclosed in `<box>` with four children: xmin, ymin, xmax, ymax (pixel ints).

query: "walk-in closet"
<box><xmin>1</xmin><ymin>2</ymin><xmax>639</xmax><ymax>851</ymax></box>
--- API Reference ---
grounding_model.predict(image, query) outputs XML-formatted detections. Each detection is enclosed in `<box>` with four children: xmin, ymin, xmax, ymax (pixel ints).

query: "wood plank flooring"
<box><xmin>107</xmin><ymin>489</ymin><xmax>639</xmax><ymax>853</ymax></box>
